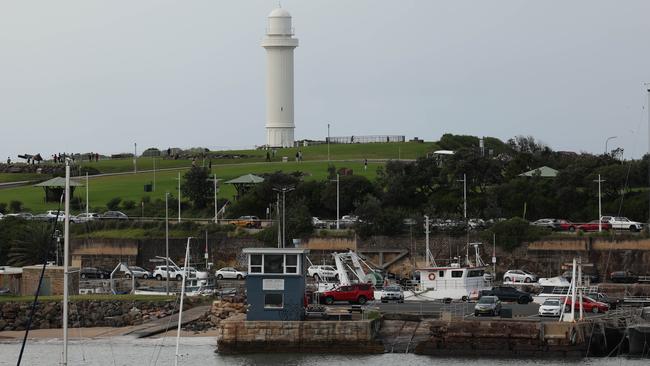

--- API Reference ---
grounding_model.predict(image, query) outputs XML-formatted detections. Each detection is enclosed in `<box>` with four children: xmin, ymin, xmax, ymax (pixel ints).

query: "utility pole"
<box><xmin>63</xmin><ymin>159</ymin><xmax>70</xmax><ymax>365</ymax></box>
<box><xmin>276</xmin><ymin>193</ymin><xmax>281</xmax><ymax>248</ymax></box>
<box><xmin>85</xmin><ymin>172</ymin><xmax>89</xmax><ymax>218</ymax></box>
<box><xmin>457</xmin><ymin>174</ymin><xmax>467</xmax><ymax>219</ymax></box>
<box><xmin>273</xmin><ymin>186</ymin><xmax>295</xmax><ymax>247</ymax></box>
<box><xmin>153</xmin><ymin>156</ymin><xmax>156</xmax><ymax>191</ymax></box>
<box><xmin>133</xmin><ymin>143</ymin><xmax>137</xmax><ymax>173</ymax></box>
<box><xmin>332</xmin><ymin>174</ymin><xmax>340</xmax><ymax>229</ymax></box>
<box><xmin>594</xmin><ymin>174</ymin><xmax>605</xmax><ymax>232</ymax></box>
<box><xmin>177</xmin><ymin>172</ymin><xmax>181</xmax><ymax>223</ymax></box>
<box><xmin>165</xmin><ymin>192</ymin><xmax>170</xmax><ymax>296</ymax></box>
<box><xmin>212</xmin><ymin>174</ymin><xmax>219</xmax><ymax>223</ymax></box>
<box><xmin>424</xmin><ymin>215</ymin><xmax>430</xmax><ymax>267</ymax></box>
<box><xmin>646</xmin><ymin>85</ymin><xmax>650</xmax><ymax>231</ymax></box>
<box><xmin>327</xmin><ymin>123</ymin><xmax>330</xmax><ymax>162</ymax></box>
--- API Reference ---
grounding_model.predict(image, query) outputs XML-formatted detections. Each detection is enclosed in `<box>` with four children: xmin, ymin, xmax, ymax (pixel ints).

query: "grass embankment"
<box><xmin>0</xmin><ymin>173</ymin><xmax>43</xmax><ymax>183</ymax></box>
<box><xmin>0</xmin><ymin>294</ymin><xmax>175</xmax><ymax>303</ymax></box>
<box><xmin>0</xmin><ymin>161</ymin><xmax>383</xmax><ymax>213</ymax></box>
<box><xmin>0</xmin><ymin>142</ymin><xmax>437</xmax><ymax>212</ymax></box>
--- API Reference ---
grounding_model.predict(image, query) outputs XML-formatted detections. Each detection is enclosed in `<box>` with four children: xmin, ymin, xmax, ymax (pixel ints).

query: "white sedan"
<box><xmin>538</xmin><ymin>298</ymin><xmax>562</xmax><ymax>317</ymax></box>
<box><xmin>215</xmin><ymin>267</ymin><xmax>247</xmax><ymax>280</ymax></box>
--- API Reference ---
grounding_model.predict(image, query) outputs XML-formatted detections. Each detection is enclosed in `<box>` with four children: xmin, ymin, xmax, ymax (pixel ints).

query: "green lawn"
<box><xmin>0</xmin><ymin>173</ymin><xmax>43</xmax><ymax>183</ymax></box>
<box><xmin>0</xmin><ymin>160</ymin><xmax>383</xmax><ymax>213</ymax></box>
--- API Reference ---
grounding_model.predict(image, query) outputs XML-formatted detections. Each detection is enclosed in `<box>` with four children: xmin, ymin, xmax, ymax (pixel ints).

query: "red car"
<box><xmin>320</xmin><ymin>283</ymin><xmax>374</xmax><ymax>305</ymax></box>
<box><xmin>577</xmin><ymin>220</ymin><xmax>612</xmax><ymax>232</ymax></box>
<box><xmin>557</xmin><ymin>219</ymin><xmax>578</xmax><ymax>232</ymax></box>
<box><xmin>564</xmin><ymin>296</ymin><xmax>609</xmax><ymax>313</ymax></box>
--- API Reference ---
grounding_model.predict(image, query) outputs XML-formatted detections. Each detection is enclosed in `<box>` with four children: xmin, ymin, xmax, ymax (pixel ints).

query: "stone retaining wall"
<box><xmin>217</xmin><ymin>319</ymin><xmax>383</xmax><ymax>354</ymax></box>
<box><xmin>0</xmin><ymin>299</ymin><xmax>189</xmax><ymax>331</ymax></box>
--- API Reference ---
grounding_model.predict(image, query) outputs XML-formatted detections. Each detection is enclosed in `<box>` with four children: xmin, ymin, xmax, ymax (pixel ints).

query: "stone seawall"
<box><xmin>0</xmin><ymin>299</ymin><xmax>189</xmax><ymax>331</ymax></box>
<box><xmin>217</xmin><ymin>318</ymin><xmax>383</xmax><ymax>354</ymax></box>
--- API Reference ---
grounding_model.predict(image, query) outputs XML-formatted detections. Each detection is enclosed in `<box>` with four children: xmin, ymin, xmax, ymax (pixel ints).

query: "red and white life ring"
<box><xmin>428</xmin><ymin>272</ymin><xmax>436</xmax><ymax>281</ymax></box>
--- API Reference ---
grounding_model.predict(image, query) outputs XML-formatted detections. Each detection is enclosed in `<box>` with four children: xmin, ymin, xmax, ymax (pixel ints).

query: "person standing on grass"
<box><xmin>295</xmin><ymin>151</ymin><xmax>299</xmax><ymax>162</ymax></box>
<box><xmin>266</xmin><ymin>151</ymin><xmax>271</xmax><ymax>162</ymax></box>
<box><xmin>364</xmin><ymin>158</ymin><xmax>368</xmax><ymax>171</ymax></box>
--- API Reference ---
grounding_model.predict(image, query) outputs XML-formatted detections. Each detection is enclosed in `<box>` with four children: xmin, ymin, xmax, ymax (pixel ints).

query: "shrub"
<box><xmin>106</xmin><ymin>197</ymin><xmax>122</xmax><ymax>210</ymax></box>
<box><xmin>122</xmin><ymin>200</ymin><xmax>136</xmax><ymax>210</ymax></box>
<box><xmin>9</xmin><ymin>200</ymin><xmax>23</xmax><ymax>213</ymax></box>
<box><xmin>0</xmin><ymin>202</ymin><xmax>7</xmax><ymax>214</ymax></box>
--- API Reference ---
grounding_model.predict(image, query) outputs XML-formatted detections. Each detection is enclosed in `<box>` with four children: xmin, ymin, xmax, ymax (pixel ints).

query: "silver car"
<box><xmin>125</xmin><ymin>266</ymin><xmax>151</xmax><ymax>279</ymax></box>
<box><xmin>474</xmin><ymin>295</ymin><xmax>502</xmax><ymax>316</ymax></box>
<box><xmin>381</xmin><ymin>285</ymin><xmax>404</xmax><ymax>303</ymax></box>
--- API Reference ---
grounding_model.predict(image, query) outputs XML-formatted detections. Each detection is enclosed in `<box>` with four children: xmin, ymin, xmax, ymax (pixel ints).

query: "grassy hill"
<box><xmin>0</xmin><ymin>141</ymin><xmax>437</xmax><ymax>213</ymax></box>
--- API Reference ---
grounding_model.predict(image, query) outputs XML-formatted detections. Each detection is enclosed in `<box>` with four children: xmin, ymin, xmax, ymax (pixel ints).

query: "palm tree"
<box><xmin>8</xmin><ymin>222</ymin><xmax>57</xmax><ymax>266</ymax></box>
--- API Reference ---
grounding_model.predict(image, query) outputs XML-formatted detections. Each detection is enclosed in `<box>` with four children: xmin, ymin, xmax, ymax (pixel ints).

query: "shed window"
<box><xmin>451</xmin><ymin>270</ymin><xmax>464</xmax><ymax>278</ymax></box>
<box><xmin>264</xmin><ymin>254</ymin><xmax>284</xmax><ymax>274</ymax></box>
<box><xmin>264</xmin><ymin>293</ymin><xmax>283</xmax><ymax>309</ymax></box>
<box><xmin>250</xmin><ymin>255</ymin><xmax>263</xmax><ymax>273</ymax></box>
<box><xmin>468</xmin><ymin>270</ymin><xmax>484</xmax><ymax>277</ymax></box>
<box><xmin>285</xmin><ymin>254</ymin><xmax>298</xmax><ymax>274</ymax></box>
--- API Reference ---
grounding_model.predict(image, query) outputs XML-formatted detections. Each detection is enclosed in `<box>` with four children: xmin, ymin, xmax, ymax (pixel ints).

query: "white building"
<box><xmin>262</xmin><ymin>7</ymin><xmax>298</xmax><ymax>148</ymax></box>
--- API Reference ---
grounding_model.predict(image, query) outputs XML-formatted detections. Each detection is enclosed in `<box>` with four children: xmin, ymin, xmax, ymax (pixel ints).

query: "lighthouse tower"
<box><xmin>262</xmin><ymin>7</ymin><xmax>299</xmax><ymax>148</ymax></box>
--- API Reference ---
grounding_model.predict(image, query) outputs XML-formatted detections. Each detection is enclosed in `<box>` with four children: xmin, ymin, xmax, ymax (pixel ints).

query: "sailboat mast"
<box><xmin>175</xmin><ymin>237</ymin><xmax>191</xmax><ymax>366</ymax></box>
<box><xmin>62</xmin><ymin>159</ymin><xmax>70</xmax><ymax>365</ymax></box>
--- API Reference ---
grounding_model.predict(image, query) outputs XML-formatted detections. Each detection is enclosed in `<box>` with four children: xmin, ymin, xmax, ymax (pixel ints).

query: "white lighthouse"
<box><xmin>262</xmin><ymin>7</ymin><xmax>298</xmax><ymax>148</ymax></box>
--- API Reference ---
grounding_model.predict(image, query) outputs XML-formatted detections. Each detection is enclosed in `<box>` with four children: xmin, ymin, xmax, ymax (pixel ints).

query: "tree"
<box><xmin>106</xmin><ymin>197</ymin><xmax>122</xmax><ymax>210</ymax></box>
<box><xmin>8</xmin><ymin>223</ymin><xmax>55</xmax><ymax>266</ymax></box>
<box><xmin>181</xmin><ymin>167</ymin><xmax>214</xmax><ymax>209</ymax></box>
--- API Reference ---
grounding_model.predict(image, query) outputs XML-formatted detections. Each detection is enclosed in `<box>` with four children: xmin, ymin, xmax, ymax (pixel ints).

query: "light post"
<box><xmin>134</xmin><ymin>142</ymin><xmax>137</xmax><ymax>173</ymax></box>
<box><xmin>330</xmin><ymin>174</ymin><xmax>340</xmax><ymax>229</ymax></box>
<box><xmin>177</xmin><ymin>172</ymin><xmax>181</xmax><ymax>222</ymax></box>
<box><xmin>273</xmin><ymin>186</ymin><xmax>295</xmax><ymax>247</ymax></box>
<box><xmin>327</xmin><ymin>123</ymin><xmax>330</xmax><ymax>162</ymax></box>
<box><xmin>424</xmin><ymin>215</ymin><xmax>430</xmax><ymax>267</ymax></box>
<box><xmin>457</xmin><ymin>174</ymin><xmax>467</xmax><ymax>219</ymax></box>
<box><xmin>165</xmin><ymin>192</ymin><xmax>170</xmax><ymax>295</ymax></box>
<box><xmin>153</xmin><ymin>156</ymin><xmax>156</xmax><ymax>191</ymax></box>
<box><xmin>604</xmin><ymin>136</ymin><xmax>617</xmax><ymax>155</ymax></box>
<box><xmin>208</xmin><ymin>175</ymin><xmax>220</xmax><ymax>223</ymax></box>
<box><xmin>594</xmin><ymin>174</ymin><xmax>605</xmax><ymax>232</ymax></box>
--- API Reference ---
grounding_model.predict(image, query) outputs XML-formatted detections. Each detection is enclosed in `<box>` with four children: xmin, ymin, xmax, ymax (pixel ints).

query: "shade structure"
<box><xmin>33</xmin><ymin>177</ymin><xmax>84</xmax><ymax>202</ymax></box>
<box><xmin>225</xmin><ymin>174</ymin><xmax>265</xmax><ymax>200</ymax></box>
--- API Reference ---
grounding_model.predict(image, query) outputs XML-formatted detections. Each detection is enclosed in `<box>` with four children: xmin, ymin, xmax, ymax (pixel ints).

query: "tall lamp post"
<box><xmin>327</xmin><ymin>123</ymin><xmax>331</xmax><ymax>162</ymax></box>
<box><xmin>457</xmin><ymin>174</ymin><xmax>467</xmax><ymax>219</ymax></box>
<box><xmin>208</xmin><ymin>175</ymin><xmax>220</xmax><ymax>223</ymax></box>
<box><xmin>330</xmin><ymin>174</ymin><xmax>340</xmax><ymax>229</ymax></box>
<box><xmin>594</xmin><ymin>174</ymin><xmax>605</xmax><ymax>232</ymax></box>
<box><xmin>604</xmin><ymin>136</ymin><xmax>617</xmax><ymax>155</ymax></box>
<box><xmin>273</xmin><ymin>186</ymin><xmax>295</xmax><ymax>247</ymax></box>
<box><xmin>165</xmin><ymin>192</ymin><xmax>170</xmax><ymax>295</ymax></box>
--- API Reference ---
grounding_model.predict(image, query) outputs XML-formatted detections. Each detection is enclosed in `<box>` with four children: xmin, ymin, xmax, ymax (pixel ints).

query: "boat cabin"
<box><xmin>417</xmin><ymin>263</ymin><xmax>490</xmax><ymax>300</ymax></box>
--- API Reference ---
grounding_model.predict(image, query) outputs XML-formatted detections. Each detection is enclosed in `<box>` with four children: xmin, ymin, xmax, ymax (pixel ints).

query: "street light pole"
<box><xmin>336</xmin><ymin>174</ymin><xmax>340</xmax><ymax>229</ymax></box>
<box><xmin>594</xmin><ymin>174</ymin><xmax>605</xmax><ymax>232</ymax></box>
<box><xmin>213</xmin><ymin>174</ymin><xmax>218</xmax><ymax>223</ymax></box>
<box><xmin>457</xmin><ymin>174</ymin><xmax>467</xmax><ymax>219</ymax></box>
<box><xmin>604</xmin><ymin>136</ymin><xmax>617</xmax><ymax>155</ymax></box>
<box><xmin>165</xmin><ymin>192</ymin><xmax>169</xmax><ymax>296</ymax></box>
<box><xmin>424</xmin><ymin>215</ymin><xmax>430</xmax><ymax>267</ymax></box>
<box><xmin>153</xmin><ymin>156</ymin><xmax>156</xmax><ymax>191</ymax></box>
<box><xmin>276</xmin><ymin>193</ymin><xmax>281</xmax><ymax>248</ymax></box>
<box><xmin>134</xmin><ymin>142</ymin><xmax>137</xmax><ymax>173</ymax></box>
<box><xmin>327</xmin><ymin>123</ymin><xmax>330</xmax><ymax>162</ymax></box>
<box><xmin>272</xmin><ymin>187</ymin><xmax>295</xmax><ymax>247</ymax></box>
<box><xmin>177</xmin><ymin>172</ymin><xmax>181</xmax><ymax>223</ymax></box>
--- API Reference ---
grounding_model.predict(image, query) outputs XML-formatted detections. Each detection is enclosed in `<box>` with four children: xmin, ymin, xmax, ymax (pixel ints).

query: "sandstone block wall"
<box><xmin>217</xmin><ymin>319</ymin><xmax>383</xmax><ymax>354</ymax></box>
<box><xmin>21</xmin><ymin>266</ymin><xmax>79</xmax><ymax>296</ymax></box>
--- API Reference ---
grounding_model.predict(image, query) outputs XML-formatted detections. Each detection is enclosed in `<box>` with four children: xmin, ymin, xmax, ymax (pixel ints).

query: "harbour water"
<box><xmin>0</xmin><ymin>337</ymin><xmax>647</xmax><ymax>366</ymax></box>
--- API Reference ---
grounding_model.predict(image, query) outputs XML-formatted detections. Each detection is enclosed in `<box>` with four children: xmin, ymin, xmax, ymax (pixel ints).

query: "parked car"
<box><xmin>538</xmin><ymin>298</ymin><xmax>562</xmax><ymax>317</ymax></box>
<box><xmin>564</xmin><ymin>296</ymin><xmax>609</xmax><ymax>313</ymax></box>
<box><xmin>311</xmin><ymin>217</ymin><xmax>329</xmax><ymax>229</ymax></box>
<box><xmin>557</xmin><ymin>219</ymin><xmax>579</xmax><ymax>232</ymax></box>
<box><xmin>307</xmin><ymin>265</ymin><xmax>339</xmax><ymax>281</ymax></box>
<box><xmin>152</xmin><ymin>265</ymin><xmax>184</xmax><ymax>281</ymax></box>
<box><xmin>531</xmin><ymin>218</ymin><xmax>560</xmax><ymax>230</ymax></box>
<box><xmin>4</xmin><ymin>212</ymin><xmax>33</xmax><ymax>220</ymax></box>
<box><xmin>32</xmin><ymin>213</ymin><xmax>52</xmax><ymax>221</ymax></box>
<box><xmin>577</xmin><ymin>220</ymin><xmax>612</xmax><ymax>232</ymax></box>
<box><xmin>73</xmin><ymin>212</ymin><xmax>101</xmax><ymax>223</ymax></box>
<box><xmin>44</xmin><ymin>210</ymin><xmax>66</xmax><ymax>222</ymax></box>
<box><xmin>562</xmin><ymin>270</ymin><xmax>600</xmax><ymax>284</ymax></box>
<box><xmin>102</xmin><ymin>211</ymin><xmax>128</xmax><ymax>220</ymax></box>
<box><xmin>380</xmin><ymin>285</ymin><xmax>404</xmax><ymax>303</ymax></box>
<box><xmin>600</xmin><ymin>216</ymin><xmax>644</xmax><ymax>232</ymax></box>
<box><xmin>479</xmin><ymin>286</ymin><xmax>533</xmax><ymax>304</ymax></box>
<box><xmin>474</xmin><ymin>295</ymin><xmax>502</xmax><ymax>316</ymax></box>
<box><xmin>585</xmin><ymin>292</ymin><xmax>620</xmax><ymax>310</ymax></box>
<box><xmin>610</xmin><ymin>270</ymin><xmax>637</xmax><ymax>284</ymax></box>
<box><xmin>124</xmin><ymin>266</ymin><xmax>151</xmax><ymax>279</ymax></box>
<box><xmin>80</xmin><ymin>267</ymin><xmax>111</xmax><ymax>279</ymax></box>
<box><xmin>231</xmin><ymin>215</ymin><xmax>260</xmax><ymax>228</ymax></box>
<box><xmin>215</xmin><ymin>267</ymin><xmax>247</xmax><ymax>280</ymax></box>
<box><xmin>340</xmin><ymin>215</ymin><xmax>359</xmax><ymax>228</ymax></box>
<box><xmin>0</xmin><ymin>213</ymin><xmax>4</xmax><ymax>220</ymax></box>
<box><xmin>320</xmin><ymin>283</ymin><xmax>374</xmax><ymax>305</ymax></box>
<box><xmin>503</xmin><ymin>269</ymin><xmax>538</xmax><ymax>283</ymax></box>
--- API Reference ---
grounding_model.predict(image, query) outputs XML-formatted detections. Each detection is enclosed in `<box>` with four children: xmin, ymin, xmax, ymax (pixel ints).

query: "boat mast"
<box><xmin>62</xmin><ymin>159</ymin><xmax>70</xmax><ymax>365</ymax></box>
<box><xmin>175</xmin><ymin>237</ymin><xmax>192</xmax><ymax>366</ymax></box>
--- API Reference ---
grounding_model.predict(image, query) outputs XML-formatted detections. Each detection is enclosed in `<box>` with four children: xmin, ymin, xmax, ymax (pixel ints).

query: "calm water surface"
<box><xmin>0</xmin><ymin>337</ymin><xmax>647</xmax><ymax>366</ymax></box>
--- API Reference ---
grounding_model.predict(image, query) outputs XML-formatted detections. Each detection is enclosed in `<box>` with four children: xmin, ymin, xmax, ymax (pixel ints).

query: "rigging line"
<box><xmin>152</xmin><ymin>294</ymin><xmax>181</xmax><ymax>366</ymax></box>
<box><xmin>16</xmin><ymin>195</ymin><xmax>64</xmax><ymax>366</ymax></box>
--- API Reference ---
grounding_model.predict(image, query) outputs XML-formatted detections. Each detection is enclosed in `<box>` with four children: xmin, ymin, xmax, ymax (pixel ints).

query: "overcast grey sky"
<box><xmin>1</xmin><ymin>1</ymin><xmax>649</xmax><ymax>160</ymax></box>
